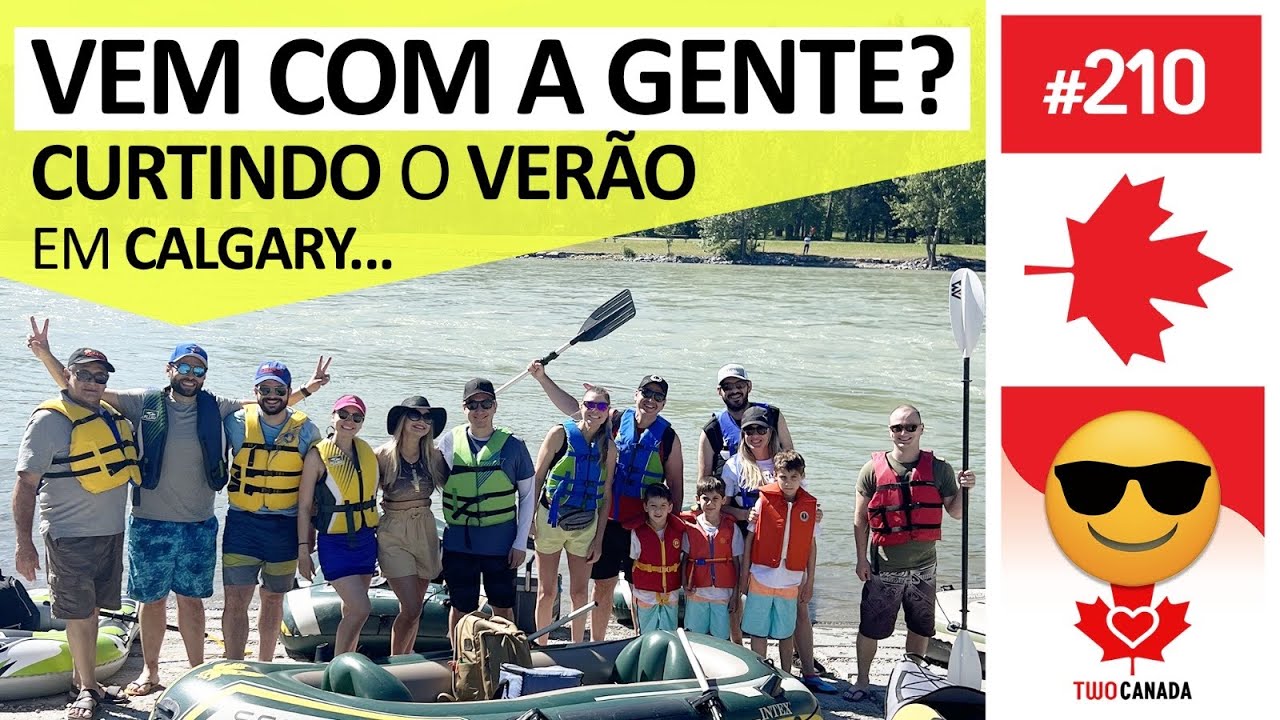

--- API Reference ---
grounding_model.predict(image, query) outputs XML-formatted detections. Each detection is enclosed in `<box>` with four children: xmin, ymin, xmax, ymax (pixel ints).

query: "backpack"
<box><xmin>451</xmin><ymin>611</ymin><xmax>533</xmax><ymax>701</ymax></box>
<box><xmin>0</xmin><ymin>569</ymin><xmax>40</xmax><ymax>631</ymax></box>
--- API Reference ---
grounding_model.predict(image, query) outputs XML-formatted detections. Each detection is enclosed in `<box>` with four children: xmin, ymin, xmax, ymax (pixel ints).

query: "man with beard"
<box><xmin>697</xmin><ymin>365</ymin><xmax>795</xmax><ymax>481</ymax></box>
<box><xmin>528</xmin><ymin>362</ymin><xmax>684</xmax><ymax>640</ymax></box>
<box><xmin>25</xmin><ymin>319</ymin><xmax>329</xmax><ymax>695</ymax></box>
<box><xmin>221</xmin><ymin>361</ymin><xmax>321</xmax><ymax>661</ymax></box>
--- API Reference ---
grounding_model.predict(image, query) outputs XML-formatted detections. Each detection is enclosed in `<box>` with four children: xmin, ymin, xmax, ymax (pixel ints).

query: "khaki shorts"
<box><xmin>532</xmin><ymin>505</ymin><xmax>597</xmax><ymax>558</ymax></box>
<box><xmin>377</xmin><ymin>506</ymin><xmax>442</xmax><ymax>580</ymax></box>
<box><xmin>45</xmin><ymin>532</ymin><xmax>124</xmax><ymax>620</ymax></box>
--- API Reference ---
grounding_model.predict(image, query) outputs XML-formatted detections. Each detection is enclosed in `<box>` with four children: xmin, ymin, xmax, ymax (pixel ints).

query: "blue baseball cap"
<box><xmin>253</xmin><ymin>361</ymin><xmax>291</xmax><ymax>387</ymax></box>
<box><xmin>169</xmin><ymin>343</ymin><xmax>208</xmax><ymax>365</ymax></box>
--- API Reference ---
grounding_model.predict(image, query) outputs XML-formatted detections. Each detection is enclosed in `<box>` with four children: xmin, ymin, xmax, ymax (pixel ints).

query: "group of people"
<box><xmin>12</xmin><ymin>316</ymin><xmax>977</xmax><ymax>717</ymax></box>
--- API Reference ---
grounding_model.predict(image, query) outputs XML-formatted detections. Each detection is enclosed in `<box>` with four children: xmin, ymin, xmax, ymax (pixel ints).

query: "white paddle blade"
<box><xmin>946</xmin><ymin>630</ymin><xmax>983</xmax><ymax>689</ymax></box>
<box><xmin>948</xmin><ymin>268</ymin><xmax>986</xmax><ymax>358</ymax></box>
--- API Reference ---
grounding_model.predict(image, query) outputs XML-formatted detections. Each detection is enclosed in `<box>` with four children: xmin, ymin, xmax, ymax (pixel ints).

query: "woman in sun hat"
<box><xmin>297</xmin><ymin>394</ymin><xmax>380</xmax><ymax>655</ymax></box>
<box><xmin>374</xmin><ymin>395</ymin><xmax>449</xmax><ymax>655</ymax></box>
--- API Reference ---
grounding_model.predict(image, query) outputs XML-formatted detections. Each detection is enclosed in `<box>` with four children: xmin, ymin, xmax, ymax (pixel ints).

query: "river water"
<box><xmin>0</xmin><ymin>258</ymin><xmax>985</xmax><ymax>625</ymax></box>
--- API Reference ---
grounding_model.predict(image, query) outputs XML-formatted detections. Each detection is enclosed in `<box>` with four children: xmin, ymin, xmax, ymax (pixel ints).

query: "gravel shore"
<box><xmin>8</xmin><ymin>603</ymin><xmax>917</xmax><ymax>720</ymax></box>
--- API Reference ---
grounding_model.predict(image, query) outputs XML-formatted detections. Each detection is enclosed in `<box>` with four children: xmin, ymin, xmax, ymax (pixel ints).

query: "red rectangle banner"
<box><xmin>1002</xmin><ymin>15</ymin><xmax>1261</xmax><ymax>153</ymax></box>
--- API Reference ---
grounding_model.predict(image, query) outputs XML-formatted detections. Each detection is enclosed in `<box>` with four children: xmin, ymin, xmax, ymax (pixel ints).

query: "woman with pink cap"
<box><xmin>297</xmin><ymin>394</ymin><xmax>380</xmax><ymax>655</ymax></box>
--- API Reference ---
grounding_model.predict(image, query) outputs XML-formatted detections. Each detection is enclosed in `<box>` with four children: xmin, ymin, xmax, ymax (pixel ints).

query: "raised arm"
<box><xmin>527</xmin><ymin>361</ymin><xmax>582</xmax><ymax>418</ymax></box>
<box><xmin>26</xmin><ymin>316</ymin><xmax>123</xmax><ymax>406</ymax></box>
<box><xmin>286</xmin><ymin>356</ymin><xmax>333</xmax><ymax>407</ymax></box>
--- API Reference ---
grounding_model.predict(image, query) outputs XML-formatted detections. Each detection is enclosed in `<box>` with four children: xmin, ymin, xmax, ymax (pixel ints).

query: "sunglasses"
<box><xmin>720</xmin><ymin>381</ymin><xmax>749</xmax><ymax>393</ymax></box>
<box><xmin>404</xmin><ymin>409</ymin><xmax>433</xmax><ymax>423</ymax></box>
<box><xmin>743</xmin><ymin>425</ymin><xmax>771</xmax><ymax>436</ymax></box>
<box><xmin>638</xmin><ymin>388</ymin><xmax>667</xmax><ymax>403</ymax></box>
<box><xmin>1053</xmin><ymin>460</ymin><xmax>1212</xmax><ymax>516</ymax></box>
<box><xmin>583</xmin><ymin>400</ymin><xmax>610</xmax><ymax>412</ymax></box>
<box><xmin>73</xmin><ymin>368</ymin><xmax>110</xmax><ymax>385</ymax></box>
<box><xmin>465</xmin><ymin>399</ymin><xmax>496</xmax><ymax>411</ymax></box>
<box><xmin>171</xmin><ymin>362</ymin><xmax>207</xmax><ymax>378</ymax></box>
<box><xmin>256</xmin><ymin>385</ymin><xmax>288</xmax><ymax>397</ymax></box>
<box><xmin>336</xmin><ymin>410</ymin><xmax>365</xmax><ymax>423</ymax></box>
<box><xmin>889</xmin><ymin>424</ymin><xmax>920</xmax><ymax>434</ymax></box>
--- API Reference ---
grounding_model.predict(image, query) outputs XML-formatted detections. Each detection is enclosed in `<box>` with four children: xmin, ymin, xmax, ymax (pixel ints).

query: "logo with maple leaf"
<box><xmin>1026</xmin><ymin>175</ymin><xmax>1231</xmax><ymax>364</ymax></box>
<box><xmin>1076</xmin><ymin>584</ymin><xmax>1190</xmax><ymax>675</ymax></box>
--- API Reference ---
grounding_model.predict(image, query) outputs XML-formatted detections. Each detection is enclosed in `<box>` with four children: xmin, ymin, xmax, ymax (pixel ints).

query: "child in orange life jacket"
<box><xmin>738</xmin><ymin>451</ymin><xmax>818</xmax><ymax>672</ymax></box>
<box><xmin>680</xmin><ymin>476</ymin><xmax>744</xmax><ymax>640</ymax></box>
<box><xmin>626</xmin><ymin>483</ymin><xmax>686</xmax><ymax>632</ymax></box>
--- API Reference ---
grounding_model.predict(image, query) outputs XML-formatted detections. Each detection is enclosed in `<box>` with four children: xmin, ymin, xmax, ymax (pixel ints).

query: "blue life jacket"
<box><xmin>735</xmin><ymin>484</ymin><xmax>760</xmax><ymax>510</ymax></box>
<box><xmin>545</xmin><ymin>420</ymin><xmax>604</xmax><ymax>527</ymax></box>
<box><xmin>612</xmin><ymin>409</ymin><xmax>669</xmax><ymax>516</ymax></box>
<box><xmin>135</xmin><ymin>388</ymin><xmax>227</xmax><ymax>505</ymax></box>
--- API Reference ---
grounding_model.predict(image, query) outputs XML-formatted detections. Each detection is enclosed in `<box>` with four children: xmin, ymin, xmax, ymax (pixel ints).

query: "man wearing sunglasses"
<box><xmin>697</xmin><ymin>364</ymin><xmax>795</xmax><ymax>481</ymax></box>
<box><xmin>25</xmin><ymin>318</ymin><xmax>330</xmax><ymax>695</ymax></box>
<box><xmin>528</xmin><ymin>362</ymin><xmax>684</xmax><ymax>641</ymax></box>
<box><xmin>435</xmin><ymin>378</ymin><xmax>536</xmax><ymax>637</ymax></box>
<box><xmin>220</xmin><ymin>361</ymin><xmax>322</xmax><ymax>661</ymax></box>
<box><xmin>13</xmin><ymin>348</ymin><xmax>138</xmax><ymax>715</ymax></box>
<box><xmin>847</xmin><ymin>404</ymin><xmax>976</xmax><ymax>702</ymax></box>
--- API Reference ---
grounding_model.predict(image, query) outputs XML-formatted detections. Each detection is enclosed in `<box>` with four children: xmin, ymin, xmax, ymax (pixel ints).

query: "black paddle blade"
<box><xmin>571</xmin><ymin>289</ymin><xmax>636</xmax><ymax>344</ymax></box>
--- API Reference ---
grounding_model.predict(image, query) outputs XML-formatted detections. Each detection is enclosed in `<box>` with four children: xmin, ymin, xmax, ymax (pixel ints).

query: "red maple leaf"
<box><xmin>1075</xmin><ymin>584</ymin><xmax>1191</xmax><ymax>675</ymax></box>
<box><xmin>1026</xmin><ymin>175</ymin><xmax>1231</xmax><ymax>364</ymax></box>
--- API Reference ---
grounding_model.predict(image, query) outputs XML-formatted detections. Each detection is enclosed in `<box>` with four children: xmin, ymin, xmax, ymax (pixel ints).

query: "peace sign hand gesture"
<box><xmin>26</xmin><ymin>317</ymin><xmax>52</xmax><ymax>359</ymax></box>
<box><xmin>304</xmin><ymin>356</ymin><xmax>333</xmax><ymax>395</ymax></box>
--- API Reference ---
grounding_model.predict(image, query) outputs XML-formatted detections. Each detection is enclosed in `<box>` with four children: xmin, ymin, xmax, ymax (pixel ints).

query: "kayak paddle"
<box><xmin>496</xmin><ymin>289</ymin><xmax>637</xmax><ymax>394</ymax></box>
<box><xmin>946</xmin><ymin>268</ymin><xmax>984</xmax><ymax>690</ymax></box>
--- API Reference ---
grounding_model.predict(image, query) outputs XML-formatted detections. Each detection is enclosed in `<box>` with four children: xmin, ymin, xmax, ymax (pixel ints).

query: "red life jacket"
<box><xmin>681</xmin><ymin>511</ymin><xmax>738</xmax><ymax>590</ymax></box>
<box><xmin>752</xmin><ymin>485</ymin><xmax>817</xmax><ymax>572</ymax></box>
<box><xmin>867</xmin><ymin>450</ymin><xmax>944</xmax><ymax>546</ymax></box>
<box><xmin>632</xmin><ymin>521</ymin><xmax>685</xmax><ymax>593</ymax></box>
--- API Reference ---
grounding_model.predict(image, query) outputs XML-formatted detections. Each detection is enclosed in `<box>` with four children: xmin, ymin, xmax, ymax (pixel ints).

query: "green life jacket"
<box><xmin>443</xmin><ymin>426</ymin><xmax>517</xmax><ymax>528</ymax></box>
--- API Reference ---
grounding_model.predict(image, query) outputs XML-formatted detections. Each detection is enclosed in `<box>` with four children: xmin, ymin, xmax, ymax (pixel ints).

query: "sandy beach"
<box><xmin>6</xmin><ymin>602</ymin><xmax>920</xmax><ymax>720</ymax></box>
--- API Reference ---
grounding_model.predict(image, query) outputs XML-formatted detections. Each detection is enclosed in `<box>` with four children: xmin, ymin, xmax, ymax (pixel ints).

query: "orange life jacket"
<box><xmin>867</xmin><ymin>450</ymin><xmax>944</xmax><ymax>546</ymax></box>
<box><xmin>631</xmin><ymin>521</ymin><xmax>685</xmax><ymax>594</ymax></box>
<box><xmin>681</xmin><ymin>511</ymin><xmax>738</xmax><ymax>590</ymax></box>
<box><xmin>752</xmin><ymin>485</ymin><xmax>817</xmax><ymax>572</ymax></box>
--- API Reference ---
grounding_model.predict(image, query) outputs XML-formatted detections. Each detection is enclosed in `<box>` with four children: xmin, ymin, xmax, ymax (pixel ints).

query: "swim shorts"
<box><xmin>127</xmin><ymin>516</ymin><xmax>217</xmax><ymax>602</ymax></box>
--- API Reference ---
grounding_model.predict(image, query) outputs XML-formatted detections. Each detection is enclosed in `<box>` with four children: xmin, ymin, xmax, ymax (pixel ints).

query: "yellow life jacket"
<box><xmin>314</xmin><ymin>436</ymin><xmax>380</xmax><ymax>534</ymax></box>
<box><xmin>227</xmin><ymin>407</ymin><xmax>309</xmax><ymax>511</ymax></box>
<box><xmin>37</xmin><ymin>398</ymin><xmax>140</xmax><ymax>494</ymax></box>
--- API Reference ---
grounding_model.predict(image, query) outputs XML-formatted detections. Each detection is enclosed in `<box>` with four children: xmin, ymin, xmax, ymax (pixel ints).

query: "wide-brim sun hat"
<box><xmin>387</xmin><ymin>396</ymin><xmax>447</xmax><ymax>437</ymax></box>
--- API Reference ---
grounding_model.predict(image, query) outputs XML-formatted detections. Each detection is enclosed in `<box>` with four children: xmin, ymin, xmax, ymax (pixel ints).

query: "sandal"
<box><xmin>67</xmin><ymin>686</ymin><xmax>127</xmax><ymax>705</ymax></box>
<box><xmin>125</xmin><ymin>679</ymin><xmax>164</xmax><ymax>697</ymax></box>
<box><xmin>841</xmin><ymin>686</ymin><xmax>874</xmax><ymax>703</ymax></box>
<box><xmin>67</xmin><ymin>688</ymin><xmax>101</xmax><ymax>720</ymax></box>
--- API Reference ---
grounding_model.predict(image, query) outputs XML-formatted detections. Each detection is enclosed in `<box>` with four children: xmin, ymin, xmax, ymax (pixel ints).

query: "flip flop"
<box><xmin>841</xmin><ymin>687</ymin><xmax>873</xmax><ymax>703</ymax></box>
<box><xmin>125</xmin><ymin>679</ymin><xmax>164</xmax><ymax>697</ymax></box>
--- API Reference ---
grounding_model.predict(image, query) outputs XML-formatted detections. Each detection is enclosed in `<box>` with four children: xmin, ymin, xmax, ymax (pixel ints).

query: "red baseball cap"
<box><xmin>332</xmin><ymin>394</ymin><xmax>366</xmax><ymax>414</ymax></box>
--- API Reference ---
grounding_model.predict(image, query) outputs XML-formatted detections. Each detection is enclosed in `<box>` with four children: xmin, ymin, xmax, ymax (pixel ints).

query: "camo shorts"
<box><xmin>858</xmin><ymin>563</ymin><xmax>936</xmax><ymax>640</ymax></box>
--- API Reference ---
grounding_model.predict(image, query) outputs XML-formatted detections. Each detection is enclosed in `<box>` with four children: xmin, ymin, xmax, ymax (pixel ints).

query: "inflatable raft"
<box><xmin>0</xmin><ymin>590</ymin><xmax>139</xmax><ymax>701</ymax></box>
<box><xmin>152</xmin><ymin>630</ymin><xmax>819</xmax><ymax>720</ymax></box>
<box><xmin>281</xmin><ymin>575</ymin><xmax>560</xmax><ymax>661</ymax></box>
<box><xmin>885</xmin><ymin>655</ymin><xmax>985</xmax><ymax>720</ymax></box>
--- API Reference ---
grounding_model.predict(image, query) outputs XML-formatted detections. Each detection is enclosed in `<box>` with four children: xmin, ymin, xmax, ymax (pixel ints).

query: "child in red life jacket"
<box><xmin>738</xmin><ymin>451</ymin><xmax>818</xmax><ymax>672</ymax></box>
<box><xmin>626</xmin><ymin>483</ymin><xmax>686</xmax><ymax>632</ymax></box>
<box><xmin>680</xmin><ymin>476</ymin><xmax>744</xmax><ymax>640</ymax></box>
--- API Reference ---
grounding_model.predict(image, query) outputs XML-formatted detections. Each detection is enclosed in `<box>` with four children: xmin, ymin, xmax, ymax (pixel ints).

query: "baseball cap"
<box><xmin>464</xmin><ymin>378</ymin><xmax>496</xmax><ymax>400</ymax></box>
<box><xmin>638</xmin><ymin>374</ymin><xmax>669</xmax><ymax>394</ymax></box>
<box><xmin>253</xmin><ymin>361</ymin><xmax>292</xmax><ymax>387</ymax></box>
<box><xmin>717</xmin><ymin>364</ymin><xmax>749</xmax><ymax>385</ymax></box>
<box><xmin>169</xmin><ymin>343</ymin><xmax>208</xmax><ymax>365</ymax></box>
<box><xmin>66</xmin><ymin>347</ymin><xmax>115</xmax><ymax>373</ymax></box>
<box><xmin>333</xmin><ymin>394</ymin><xmax>366</xmax><ymax>414</ymax></box>
<box><xmin>741</xmin><ymin>406</ymin><xmax>771</xmax><ymax>428</ymax></box>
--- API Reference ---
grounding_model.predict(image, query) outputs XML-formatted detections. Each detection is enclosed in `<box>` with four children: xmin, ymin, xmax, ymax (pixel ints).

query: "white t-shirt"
<box><xmin>747</xmin><ymin>495</ymin><xmax>820</xmax><ymax>589</ymax></box>
<box><xmin>680</xmin><ymin>514</ymin><xmax>745</xmax><ymax>601</ymax></box>
<box><xmin>721</xmin><ymin>456</ymin><xmax>774</xmax><ymax>510</ymax></box>
<box><xmin>629</xmin><ymin>524</ymin><xmax>682</xmax><ymax>605</ymax></box>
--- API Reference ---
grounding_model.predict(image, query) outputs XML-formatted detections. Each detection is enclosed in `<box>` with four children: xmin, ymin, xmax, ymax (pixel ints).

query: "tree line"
<box><xmin>644</xmin><ymin>161</ymin><xmax>985</xmax><ymax>268</ymax></box>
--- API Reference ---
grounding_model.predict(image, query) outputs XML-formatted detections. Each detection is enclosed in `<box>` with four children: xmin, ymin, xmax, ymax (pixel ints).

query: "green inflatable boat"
<box><xmin>0</xmin><ymin>590</ymin><xmax>139</xmax><ymax>701</ymax></box>
<box><xmin>281</xmin><ymin>578</ymin><xmax>561</xmax><ymax>661</ymax></box>
<box><xmin>150</xmin><ymin>630</ymin><xmax>819</xmax><ymax>720</ymax></box>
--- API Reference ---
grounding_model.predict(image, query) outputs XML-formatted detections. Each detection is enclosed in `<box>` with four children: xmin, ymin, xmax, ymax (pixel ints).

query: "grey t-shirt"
<box><xmin>112</xmin><ymin>389</ymin><xmax>242</xmax><ymax>522</ymax></box>
<box><xmin>16</xmin><ymin>395</ymin><xmax>129</xmax><ymax>539</ymax></box>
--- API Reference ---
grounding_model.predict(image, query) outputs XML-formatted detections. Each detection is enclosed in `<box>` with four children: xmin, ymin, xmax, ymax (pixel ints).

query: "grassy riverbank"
<box><xmin>568</xmin><ymin>236</ymin><xmax>986</xmax><ymax>262</ymax></box>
